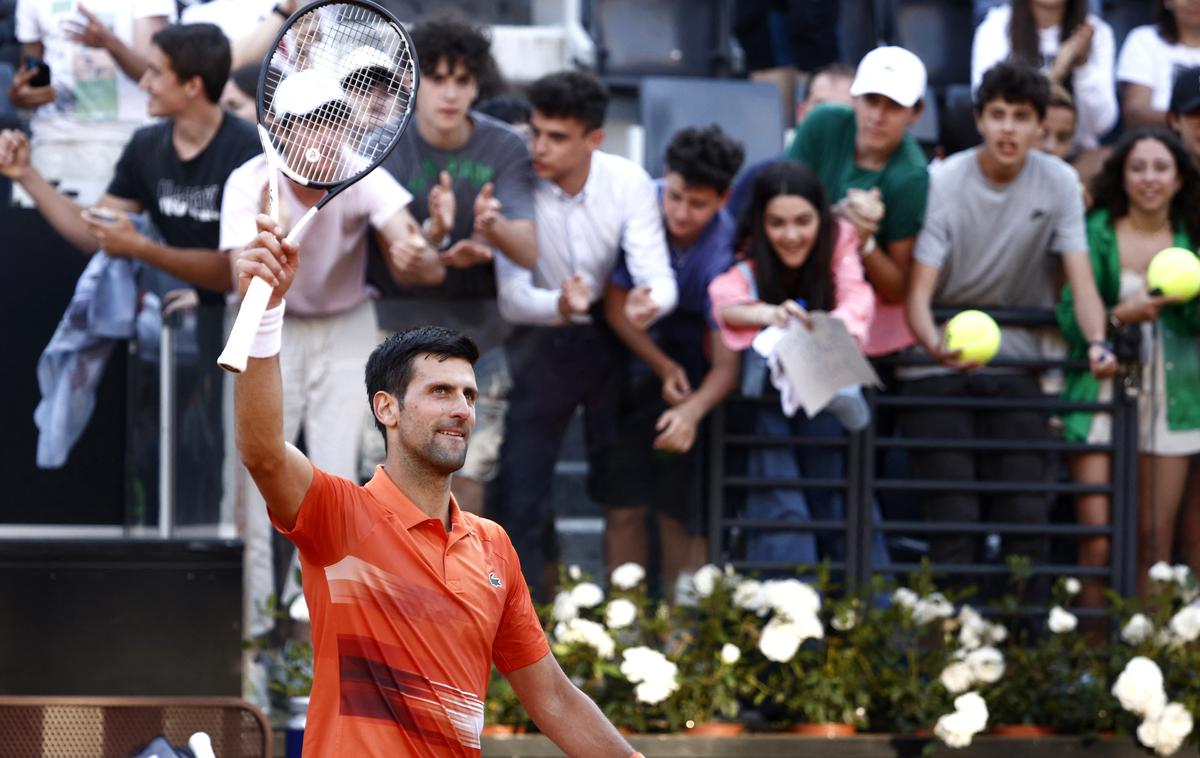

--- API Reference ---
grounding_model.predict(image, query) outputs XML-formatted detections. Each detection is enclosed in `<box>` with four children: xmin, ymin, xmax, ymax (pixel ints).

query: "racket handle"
<box><xmin>218</xmin><ymin>276</ymin><xmax>274</xmax><ymax>373</ymax></box>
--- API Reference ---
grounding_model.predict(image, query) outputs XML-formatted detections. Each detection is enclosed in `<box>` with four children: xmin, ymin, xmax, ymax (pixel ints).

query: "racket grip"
<box><xmin>218</xmin><ymin>276</ymin><xmax>275</xmax><ymax>373</ymax></box>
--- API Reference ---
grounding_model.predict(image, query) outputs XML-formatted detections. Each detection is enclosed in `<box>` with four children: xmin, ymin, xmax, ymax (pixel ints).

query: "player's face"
<box><xmin>763</xmin><ymin>194</ymin><xmax>820</xmax><ymax>269</ymax></box>
<box><xmin>220</xmin><ymin>80</ymin><xmax>256</xmax><ymax>123</ymax></box>
<box><xmin>140</xmin><ymin>45</ymin><xmax>190</xmax><ymax>118</ymax></box>
<box><xmin>976</xmin><ymin>98</ymin><xmax>1041</xmax><ymax>174</ymax></box>
<box><xmin>279</xmin><ymin>113</ymin><xmax>345</xmax><ymax>178</ymax></box>
<box><xmin>417</xmin><ymin>58</ymin><xmax>477</xmax><ymax>134</ymax></box>
<box><xmin>529</xmin><ymin>111</ymin><xmax>600</xmax><ymax>182</ymax></box>
<box><xmin>1038</xmin><ymin>105</ymin><xmax>1076</xmax><ymax>160</ymax></box>
<box><xmin>394</xmin><ymin>356</ymin><xmax>477</xmax><ymax>475</ymax></box>
<box><xmin>1170</xmin><ymin>110</ymin><xmax>1200</xmax><ymax>162</ymax></box>
<box><xmin>1124</xmin><ymin>137</ymin><xmax>1182</xmax><ymax>217</ymax></box>
<box><xmin>852</xmin><ymin>93</ymin><xmax>920</xmax><ymax>157</ymax></box>
<box><xmin>661</xmin><ymin>171</ymin><xmax>725</xmax><ymax>246</ymax></box>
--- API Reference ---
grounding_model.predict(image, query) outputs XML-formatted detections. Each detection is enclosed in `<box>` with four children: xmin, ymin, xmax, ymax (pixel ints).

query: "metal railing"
<box><xmin>707</xmin><ymin>308</ymin><xmax>1141</xmax><ymax>601</ymax></box>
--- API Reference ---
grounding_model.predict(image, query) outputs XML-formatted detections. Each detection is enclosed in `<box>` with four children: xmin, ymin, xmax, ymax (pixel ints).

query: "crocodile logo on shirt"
<box><xmin>488</xmin><ymin>571</ymin><xmax>502</xmax><ymax>588</ymax></box>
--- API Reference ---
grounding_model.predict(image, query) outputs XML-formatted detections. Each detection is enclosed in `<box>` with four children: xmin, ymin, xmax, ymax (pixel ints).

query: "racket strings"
<box><xmin>263</xmin><ymin>2</ymin><xmax>415</xmax><ymax>186</ymax></box>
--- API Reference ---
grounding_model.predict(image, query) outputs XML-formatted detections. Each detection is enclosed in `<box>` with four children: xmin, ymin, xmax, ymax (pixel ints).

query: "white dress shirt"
<box><xmin>495</xmin><ymin>150</ymin><xmax>678</xmax><ymax>326</ymax></box>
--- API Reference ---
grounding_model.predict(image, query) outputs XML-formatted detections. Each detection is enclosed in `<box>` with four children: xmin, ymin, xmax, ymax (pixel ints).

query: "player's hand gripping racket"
<box><xmin>218</xmin><ymin>0</ymin><xmax>417</xmax><ymax>372</ymax></box>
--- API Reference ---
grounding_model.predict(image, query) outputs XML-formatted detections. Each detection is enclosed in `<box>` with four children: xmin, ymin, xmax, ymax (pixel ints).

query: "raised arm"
<box><xmin>507</xmin><ymin>653</ymin><xmax>636</xmax><ymax>758</ymax></box>
<box><xmin>233</xmin><ymin>215</ymin><xmax>314</xmax><ymax>530</ymax></box>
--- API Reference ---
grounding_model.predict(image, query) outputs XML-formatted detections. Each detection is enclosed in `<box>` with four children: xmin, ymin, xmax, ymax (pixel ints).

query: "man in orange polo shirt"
<box><xmin>232</xmin><ymin>215</ymin><xmax>641</xmax><ymax>756</ymax></box>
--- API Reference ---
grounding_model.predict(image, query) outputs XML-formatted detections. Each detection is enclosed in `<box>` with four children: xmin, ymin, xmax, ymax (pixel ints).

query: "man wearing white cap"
<box><xmin>220</xmin><ymin>65</ymin><xmax>428</xmax><ymax>642</ymax></box>
<box><xmin>786</xmin><ymin>45</ymin><xmax>930</xmax><ymax>360</ymax></box>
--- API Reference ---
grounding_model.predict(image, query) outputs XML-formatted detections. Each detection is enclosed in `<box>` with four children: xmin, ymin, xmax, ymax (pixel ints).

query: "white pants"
<box><xmin>237</xmin><ymin>299</ymin><xmax>379</xmax><ymax>636</ymax></box>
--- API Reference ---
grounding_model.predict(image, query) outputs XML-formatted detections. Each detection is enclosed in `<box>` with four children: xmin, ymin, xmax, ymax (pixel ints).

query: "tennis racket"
<box><xmin>218</xmin><ymin>0</ymin><xmax>418</xmax><ymax>373</ymax></box>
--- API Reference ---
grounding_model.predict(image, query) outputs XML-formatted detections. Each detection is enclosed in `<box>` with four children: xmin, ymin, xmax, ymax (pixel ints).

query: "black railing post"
<box><xmin>708</xmin><ymin>402</ymin><xmax>727</xmax><ymax>566</ymax></box>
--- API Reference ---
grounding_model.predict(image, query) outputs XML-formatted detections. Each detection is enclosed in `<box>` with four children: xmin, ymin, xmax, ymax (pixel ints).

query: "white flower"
<box><xmin>604</xmin><ymin>598</ymin><xmax>637</xmax><ymax>630</ymax></box>
<box><xmin>569</xmin><ymin>581</ymin><xmax>604</xmax><ymax>609</ymax></box>
<box><xmin>939</xmin><ymin>661</ymin><xmax>974</xmax><ymax>694</ymax></box>
<box><xmin>1113</xmin><ymin>656</ymin><xmax>1167</xmax><ymax>718</ymax></box>
<box><xmin>831</xmin><ymin>608</ymin><xmax>857</xmax><ymax>631</ymax></box>
<box><xmin>609</xmin><ymin>562</ymin><xmax>645</xmax><ymax>590</ymax></box>
<box><xmin>552</xmin><ymin>591</ymin><xmax>578</xmax><ymax>623</ymax></box>
<box><xmin>757</xmin><ymin>614</ymin><xmax>821</xmax><ymax>662</ymax></box>
<box><xmin>913</xmin><ymin>592</ymin><xmax>954</xmax><ymax>625</ymax></box>
<box><xmin>693</xmin><ymin>564</ymin><xmax>723</xmax><ymax>598</ymax></box>
<box><xmin>554</xmin><ymin>618</ymin><xmax>616</xmax><ymax>659</ymax></box>
<box><xmin>620</xmin><ymin>646</ymin><xmax>679</xmax><ymax>705</ymax></box>
<box><xmin>289</xmin><ymin>594</ymin><xmax>310</xmax><ymax>623</ymax></box>
<box><xmin>892</xmin><ymin>587</ymin><xmax>919</xmax><ymax>609</ymax></box>
<box><xmin>1173</xmin><ymin>565</ymin><xmax>1191</xmax><ymax>587</ymax></box>
<box><xmin>1138</xmin><ymin>702</ymin><xmax>1195</xmax><ymax>756</ymax></box>
<box><xmin>1168</xmin><ymin>605</ymin><xmax>1200</xmax><ymax>643</ymax></box>
<box><xmin>567</xmin><ymin>564</ymin><xmax>582</xmax><ymax>581</ymax></box>
<box><xmin>1064</xmin><ymin>577</ymin><xmax>1082</xmax><ymax>596</ymax></box>
<box><xmin>733</xmin><ymin>579</ymin><xmax>768</xmax><ymax>613</ymax></box>
<box><xmin>987</xmin><ymin>622</ymin><xmax>1008</xmax><ymax>644</ymax></box>
<box><xmin>763</xmin><ymin>578</ymin><xmax>822</xmax><ymax>620</ymax></box>
<box><xmin>934</xmin><ymin>693</ymin><xmax>988</xmax><ymax>749</ymax></box>
<box><xmin>1122</xmin><ymin>614</ymin><xmax>1155</xmax><ymax>645</ymax></box>
<box><xmin>720</xmin><ymin>643</ymin><xmax>741</xmax><ymax>665</ymax></box>
<box><xmin>957</xmin><ymin>605</ymin><xmax>986</xmax><ymax>650</ymax></box>
<box><xmin>1048</xmin><ymin>605</ymin><xmax>1079</xmax><ymax>634</ymax></box>
<box><xmin>1150</xmin><ymin>561</ymin><xmax>1175</xmax><ymax>583</ymax></box>
<box><xmin>964</xmin><ymin>646</ymin><xmax>1005</xmax><ymax>684</ymax></box>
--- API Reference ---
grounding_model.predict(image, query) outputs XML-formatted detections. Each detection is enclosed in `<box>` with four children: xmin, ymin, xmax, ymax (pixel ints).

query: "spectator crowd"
<box><xmin>4</xmin><ymin>0</ymin><xmax>1200</xmax><ymax>698</ymax></box>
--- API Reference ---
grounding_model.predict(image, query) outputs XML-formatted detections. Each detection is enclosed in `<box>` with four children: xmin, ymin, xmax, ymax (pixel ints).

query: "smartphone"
<box><xmin>24</xmin><ymin>56</ymin><xmax>51</xmax><ymax>88</ymax></box>
<box><xmin>84</xmin><ymin>207</ymin><xmax>119</xmax><ymax>223</ymax></box>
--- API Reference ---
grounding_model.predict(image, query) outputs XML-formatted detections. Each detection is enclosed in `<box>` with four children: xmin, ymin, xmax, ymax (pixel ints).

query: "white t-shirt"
<box><xmin>971</xmin><ymin>5</ymin><xmax>1117</xmax><ymax>148</ymax></box>
<box><xmin>1117</xmin><ymin>24</ymin><xmax>1200</xmax><ymax>112</ymax></box>
<box><xmin>220</xmin><ymin>155</ymin><xmax>412</xmax><ymax>317</ymax></box>
<box><xmin>15</xmin><ymin>0</ymin><xmax>176</xmax><ymax>138</ymax></box>
<box><xmin>180</xmin><ymin>0</ymin><xmax>274</xmax><ymax>46</ymax></box>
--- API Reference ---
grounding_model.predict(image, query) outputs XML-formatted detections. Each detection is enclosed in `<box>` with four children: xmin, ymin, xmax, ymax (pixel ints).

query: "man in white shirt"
<box><xmin>489</xmin><ymin>70</ymin><xmax>677</xmax><ymax>594</ymax></box>
<box><xmin>10</xmin><ymin>0</ymin><xmax>174</xmax><ymax>203</ymax></box>
<box><xmin>220</xmin><ymin>68</ymin><xmax>426</xmax><ymax>640</ymax></box>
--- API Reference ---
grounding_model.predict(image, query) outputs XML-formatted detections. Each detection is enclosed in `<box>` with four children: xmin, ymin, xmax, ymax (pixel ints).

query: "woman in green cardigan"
<box><xmin>1058</xmin><ymin>128</ymin><xmax>1200</xmax><ymax>600</ymax></box>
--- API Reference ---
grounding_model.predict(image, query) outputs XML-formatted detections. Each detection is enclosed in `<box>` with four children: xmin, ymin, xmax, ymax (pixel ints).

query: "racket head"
<box><xmin>256</xmin><ymin>0</ymin><xmax>418</xmax><ymax>191</ymax></box>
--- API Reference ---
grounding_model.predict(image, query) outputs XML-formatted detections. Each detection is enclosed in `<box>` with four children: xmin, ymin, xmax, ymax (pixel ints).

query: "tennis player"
<box><xmin>232</xmin><ymin>215</ymin><xmax>643</xmax><ymax>757</ymax></box>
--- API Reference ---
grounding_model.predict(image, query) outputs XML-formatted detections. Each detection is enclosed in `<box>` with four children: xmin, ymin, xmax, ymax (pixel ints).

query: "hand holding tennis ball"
<box><xmin>1146</xmin><ymin>247</ymin><xmax>1200</xmax><ymax>302</ymax></box>
<box><xmin>944</xmin><ymin>310</ymin><xmax>1001</xmax><ymax>365</ymax></box>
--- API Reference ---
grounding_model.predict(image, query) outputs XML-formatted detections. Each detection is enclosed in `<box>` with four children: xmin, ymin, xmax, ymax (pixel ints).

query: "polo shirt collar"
<box><xmin>364</xmin><ymin>465</ymin><xmax>473</xmax><ymax>538</ymax></box>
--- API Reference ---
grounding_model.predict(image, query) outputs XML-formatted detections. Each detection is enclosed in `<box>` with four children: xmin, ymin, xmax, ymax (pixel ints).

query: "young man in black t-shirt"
<box><xmin>0</xmin><ymin>23</ymin><xmax>260</xmax><ymax>526</ymax></box>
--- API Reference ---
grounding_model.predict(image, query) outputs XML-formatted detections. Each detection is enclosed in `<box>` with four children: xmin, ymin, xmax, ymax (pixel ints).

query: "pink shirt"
<box><xmin>220</xmin><ymin>155</ymin><xmax>412</xmax><ymax>317</ymax></box>
<box><xmin>709</xmin><ymin>218</ymin><xmax>874</xmax><ymax>352</ymax></box>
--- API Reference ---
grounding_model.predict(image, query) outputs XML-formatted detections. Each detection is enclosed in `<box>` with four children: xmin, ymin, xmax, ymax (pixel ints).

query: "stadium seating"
<box><xmin>939</xmin><ymin>83</ymin><xmax>982</xmax><ymax>155</ymax></box>
<box><xmin>590</xmin><ymin>0</ymin><xmax>732</xmax><ymax>87</ymax></box>
<box><xmin>889</xmin><ymin>0</ymin><xmax>974</xmax><ymax>89</ymax></box>
<box><xmin>639</xmin><ymin>76</ymin><xmax>783</xmax><ymax>177</ymax></box>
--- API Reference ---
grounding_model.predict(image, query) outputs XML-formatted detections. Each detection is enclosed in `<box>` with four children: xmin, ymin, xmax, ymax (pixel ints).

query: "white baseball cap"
<box><xmin>339</xmin><ymin>46</ymin><xmax>396</xmax><ymax>88</ymax></box>
<box><xmin>272</xmin><ymin>68</ymin><xmax>348</xmax><ymax>118</ymax></box>
<box><xmin>850</xmin><ymin>46</ymin><xmax>928</xmax><ymax>108</ymax></box>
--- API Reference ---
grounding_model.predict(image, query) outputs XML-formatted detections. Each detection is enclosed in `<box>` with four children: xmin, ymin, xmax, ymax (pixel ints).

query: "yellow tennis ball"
<box><xmin>945</xmin><ymin>310</ymin><xmax>1001</xmax><ymax>364</ymax></box>
<box><xmin>1146</xmin><ymin>247</ymin><xmax>1200</xmax><ymax>302</ymax></box>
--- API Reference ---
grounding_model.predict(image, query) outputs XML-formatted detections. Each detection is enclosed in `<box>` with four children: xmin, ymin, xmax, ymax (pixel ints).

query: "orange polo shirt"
<box><xmin>271</xmin><ymin>464</ymin><xmax>550</xmax><ymax>756</ymax></box>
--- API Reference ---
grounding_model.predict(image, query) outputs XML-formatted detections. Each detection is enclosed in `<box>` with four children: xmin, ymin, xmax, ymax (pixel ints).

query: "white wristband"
<box><xmin>248</xmin><ymin>300</ymin><xmax>285</xmax><ymax>358</ymax></box>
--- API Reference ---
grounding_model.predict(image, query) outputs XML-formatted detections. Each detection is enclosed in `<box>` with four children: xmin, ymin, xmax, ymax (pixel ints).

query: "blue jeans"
<box><xmin>744</xmin><ymin>407</ymin><xmax>889</xmax><ymax>569</ymax></box>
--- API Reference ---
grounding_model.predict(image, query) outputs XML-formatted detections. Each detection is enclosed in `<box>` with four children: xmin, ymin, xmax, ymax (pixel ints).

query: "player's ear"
<box><xmin>372</xmin><ymin>390</ymin><xmax>401</xmax><ymax>429</ymax></box>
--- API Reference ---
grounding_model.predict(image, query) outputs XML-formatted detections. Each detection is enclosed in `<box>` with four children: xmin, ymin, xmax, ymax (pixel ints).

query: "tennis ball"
<box><xmin>944</xmin><ymin>310</ymin><xmax>1001</xmax><ymax>364</ymax></box>
<box><xmin>1146</xmin><ymin>247</ymin><xmax>1200</xmax><ymax>302</ymax></box>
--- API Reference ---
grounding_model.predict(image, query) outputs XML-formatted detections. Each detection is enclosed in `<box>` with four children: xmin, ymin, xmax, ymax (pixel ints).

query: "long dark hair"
<box><xmin>736</xmin><ymin>161</ymin><xmax>836</xmax><ymax>311</ymax></box>
<box><xmin>1008</xmin><ymin>0</ymin><xmax>1089</xmax><ymax>69</ymax></box>
<box><xmin>1157</xmin><ymin>0</ymin><xmax>1180</xmax><ymax>45</ymax></box>
<box><xmin>1088</xmin><ymin>127</ymin><xmax>1200</xmax><ymax>243</ymax></box>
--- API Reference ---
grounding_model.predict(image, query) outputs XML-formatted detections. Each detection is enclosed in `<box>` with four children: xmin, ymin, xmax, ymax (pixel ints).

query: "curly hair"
<box><xmin>736</xmin><ymin>161</ymin><xmax>836</xmax><ymax>312</ymax></box>
<box><xmin>663</xmin><ymin>125</ymin><xmax>746</xmax><ymax>194</ymax></box>
<box><xmin>1088</xmin><ymin>127</ymin><xmax>1200</xmax><ymax>243</ymax></box>
<box><xmin>527</xmin><ymin>71</ymin><xmax>609</xmax><ymax>132</ymax></box>
<box><xmin>975</xmin><ymin>61</ymin><xmax>1050</xmax><ymax>119</ymax></box>
<box><xmin>410</xmin><ymin>12</ymin><xmax>500</xmax><ymax>95</ymax></box>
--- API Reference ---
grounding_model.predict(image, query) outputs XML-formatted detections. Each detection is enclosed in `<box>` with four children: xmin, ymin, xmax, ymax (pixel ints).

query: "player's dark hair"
<box><xmin>1089</xmin><ymin>128</ymin><xmax>1200</xmax><ymax>243</ymax></box>
<box><xmin>664</xmin><ymin>125</ymin><xmax>746</xmax><ymax>194</ymax></box>
<box><xmin>476</xmin><ymin>94</ymin><xmax>532</xmax><ymax>126</ymax></box>
<box><xmin>366</xmin><ymin>326</ymin><xmax>480</xmax><ymax>440</ymax></box>
<box><xmin>152</xmin><ymin>23</ymin><xmax>230</xmax><ymax>104</ymax></box>
<box><xmin>975</xmin><ymin>61</ymin><xmax>1050</xmax><ymax>119</ymax></box>
<box><xmin>230</xmin><ymin>63</ymin><xmax>258</xmax><ymax>99</ymax></box>
<box><xmin>1010</xmin><ymin>0</ymin><xmax>1088</xmax><ymax>67</ymax></box>
<box><xmin>410</xmin><ymin>12</ymin><xmax>499</xmax><ymax>96</ymax></box>
<box><xmin>527</xmin><ymin>71</ymin><xmax>608</xmax><ymax>132</ymax></box>
<box><xmin>736</xmin><ymin>160</ymin><xmax>836</xmax><ymax>312</ymax></box>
